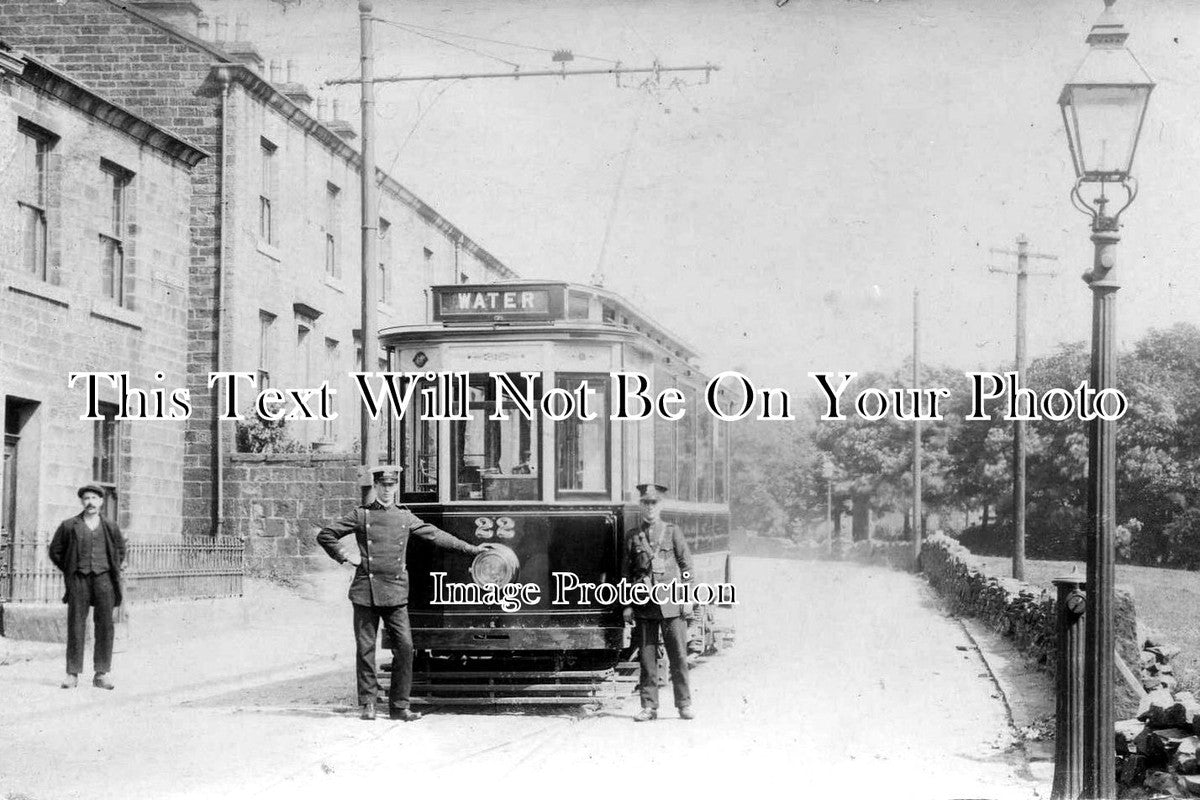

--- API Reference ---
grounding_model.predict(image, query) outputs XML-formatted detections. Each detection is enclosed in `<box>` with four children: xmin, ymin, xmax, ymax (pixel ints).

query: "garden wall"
<box><xmin>223</xmin><ymin>453</ymin><xmax>360</xmax><ymax>574</ymax></box>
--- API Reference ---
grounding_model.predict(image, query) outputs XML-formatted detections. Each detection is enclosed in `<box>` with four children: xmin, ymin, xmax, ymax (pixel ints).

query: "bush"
<box><xmin>955</xmin><ymin>517</ymin><xmax>1084</xmax><ymax>561</ymax></box>
<box><xmin>235</xmin><ymin>417</ymin><xmax>308</xmax><ymax>454</ymax></box>
<box><xmin>1162</xmin><ymin>508</ymin><xmax>1200</xmax><ymax>570</ymax></box>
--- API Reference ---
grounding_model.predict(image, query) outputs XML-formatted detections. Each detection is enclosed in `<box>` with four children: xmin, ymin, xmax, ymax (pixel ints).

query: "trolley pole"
<box><xmin>359</xmin><ymin>0</ymin><xmax>380</xmax><ymax>498</ymax></box>
<box><xmin>988</xmin><ymin>236</ymin><xmax>1056</xmax><ymax>581</ymax></box>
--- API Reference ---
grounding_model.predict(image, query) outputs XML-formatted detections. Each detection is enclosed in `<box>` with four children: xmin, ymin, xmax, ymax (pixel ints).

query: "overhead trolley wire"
<box><xmin>371</xmin><ymin>15</ymin><xmax>621</xmax><ymax>66</ymax></box>
<box><xmin>374</xmin><ymin>17</ymin><xmax>521</xmax><ymax>69</ymax></box>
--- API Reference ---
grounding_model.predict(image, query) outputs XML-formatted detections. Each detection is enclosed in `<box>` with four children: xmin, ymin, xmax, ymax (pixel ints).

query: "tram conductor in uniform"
<box><xmin>625</xmin><ymin>482</ymin><xmax>695</xmax><ymax>721</ymax></box>
<box><xmin>318</xmin><ymin>465</ymin><xmax>486</xmax><ymax>721</ymax></box>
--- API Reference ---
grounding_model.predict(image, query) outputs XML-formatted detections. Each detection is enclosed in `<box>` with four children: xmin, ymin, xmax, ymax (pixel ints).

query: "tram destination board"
<box><xmin>433</xmin><ymin>282</ymin><xmax>566</xmax><ymax>322</ymax></box>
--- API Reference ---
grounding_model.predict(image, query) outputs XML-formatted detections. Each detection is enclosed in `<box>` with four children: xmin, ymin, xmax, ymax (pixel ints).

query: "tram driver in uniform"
<box><xmin>318</xmin><ymin>465</ymin><xmax>487</xmax><ymax>721</ymax></box>
<box><xmin>625</xmin><ymin>482</ymin><xmax>695</xmax><ymax>721</ymax></box>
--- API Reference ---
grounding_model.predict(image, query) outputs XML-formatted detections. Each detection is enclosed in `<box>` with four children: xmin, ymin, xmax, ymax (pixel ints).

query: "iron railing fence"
<box><xmin>0</xmin><ymin>533</ymin><xmax>244</xmax><ymax>604</ymax></box>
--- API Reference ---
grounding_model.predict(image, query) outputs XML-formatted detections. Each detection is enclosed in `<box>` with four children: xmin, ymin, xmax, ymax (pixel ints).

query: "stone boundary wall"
<box><xmin>921</xmin><ymin>533</ymin><xmax>1061</xmax><ymax>669</ymax></box>
<box><xmin>223</xmin><ymin>453</ymin><xmax>359</xmax><ymax>574</ymax></box>
<box><xmin>920</xmin><ymin>533</ymin><xmax>1141</xmax><ymax>710</ymax></box>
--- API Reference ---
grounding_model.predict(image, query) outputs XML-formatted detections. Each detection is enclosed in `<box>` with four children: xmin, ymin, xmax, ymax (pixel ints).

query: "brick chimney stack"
<box><xmin>326</xmin><ymin>98</ymin><xmax>358</xmax><ymax>141</ymax></box>
<box><xmin>279</xmin><ymin>59</ymin><xmax>315</xmax><ymax>111</ymax></box>
<box><xmin>221</xmin><ymin>15</ymin><xmax>265</xmax><ymax>74</ymax></box>
<box><xmin>131</xmin><ymin>1</ymin><xmax>202</xmax><ymax>36</ymax></box>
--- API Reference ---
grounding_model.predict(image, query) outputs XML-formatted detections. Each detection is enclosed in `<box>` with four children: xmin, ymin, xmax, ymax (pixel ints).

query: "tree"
<box><xmin>729</xmin><ymin>418</ymin><xmax>819</xmax><ymax>538</ymax></box>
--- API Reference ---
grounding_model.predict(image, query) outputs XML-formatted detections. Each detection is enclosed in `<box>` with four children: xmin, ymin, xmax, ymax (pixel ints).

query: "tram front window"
<box><xmin>452</xmin><ymin>375</ymin><xmax>540</xmax><ymax>501</ymax></box>
<box><xmin>556</xmin><ymin>374</ymin><xmax>609</xmax><ymax>495</ymax></box>
<box><xmin>400</xmin><ymin>376</ymin><xmax>438</xmax><ymax>500</ymax></box>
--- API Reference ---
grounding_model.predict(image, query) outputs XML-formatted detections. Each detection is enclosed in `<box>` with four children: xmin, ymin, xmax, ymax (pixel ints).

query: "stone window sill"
<box><xmin>5</xmin><ymin>272</ymin><xmax>71</xmax><ymax>308</ymax></box>
<box><xmin>256</xmin><ymin>240</ymin><xmax>282</xmax><ymax>262</ymax></box>
<box><xmin>323</xmin><ymin>275</ymin><xmax>345</xmax><ymax>293</ymax></box>
<box><xmin>90</xmin><ymin>302</ymin><xmax>143</xmax><ymax>330</ymax></box>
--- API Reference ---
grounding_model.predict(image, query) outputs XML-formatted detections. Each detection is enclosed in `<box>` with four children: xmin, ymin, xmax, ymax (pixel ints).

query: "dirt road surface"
<box><xmin>0</xmin><ymin>558</ymin><xmax>1048</xmax><ymax>800</ymax></box>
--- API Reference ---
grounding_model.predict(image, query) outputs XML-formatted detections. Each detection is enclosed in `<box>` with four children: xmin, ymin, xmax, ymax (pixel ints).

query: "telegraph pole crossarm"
<box><xmin>327</xmin><ymin>63</ymin><xmax>719</xmax><ymax>86</ymax></box>
<box><xmin>987</xmin><ymin>234</ymin><xmax>1058</xmax><ymax>582</ymax></box>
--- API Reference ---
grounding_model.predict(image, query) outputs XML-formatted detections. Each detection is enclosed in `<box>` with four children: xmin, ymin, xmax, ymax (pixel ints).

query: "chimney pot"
<box><xmin>197</xmin><ymin>15</ymin><xmax>210</xmax><ymax>38</ymax></box>
<box><xmin>269</xmin><ymin>60</ymin><xmax>280</xmax><ymax>82</ymax></box>
<box><xmin>316</xmin><ymin>97</ymin><xmax>326</xmax><ymax>119</ymax></box>
<box><xmin>286</xmin><ymin>59</ymin><xmax>296</xmax><ymax>83</ymax></box>
<box><xmin>214</xmin><ymin>16</ymin><xmax>227</xmax><ymax>41</ymax></box>
<box><xmin>235</xmin><ymin>18</ymin><xmax>248</xmax><ymax>42</ymax></box>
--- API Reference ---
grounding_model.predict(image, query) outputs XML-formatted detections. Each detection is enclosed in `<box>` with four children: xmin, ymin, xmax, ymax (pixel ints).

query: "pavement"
<box><xmin>0</xmin><ymin>558</ymin><xmax>1055</xmax><ymax>800</ymax></box>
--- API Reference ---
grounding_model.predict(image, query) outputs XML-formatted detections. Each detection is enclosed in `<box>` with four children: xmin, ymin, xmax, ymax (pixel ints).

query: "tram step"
<box><xmin>409</xmin><ymin>669</ymin><xmax>616</xmax><ymax>679</ymax></box>
<box><xmin>409</xmin><ymin>682</ymin><xmax>616</xmax><ymax>693</ymax></box>
<box><xmin>409</xmin><ymin>696</ymin><xmax>613</xmax><ymax>706</ymax></box>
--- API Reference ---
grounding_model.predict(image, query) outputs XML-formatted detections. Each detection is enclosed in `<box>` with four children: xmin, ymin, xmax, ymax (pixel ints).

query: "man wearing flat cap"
<box><xmin>626</xmin><ymin>482</ymin><xmax>695</xmax><ymax>721</ymax></box>
<box><xmin>318</xmin><ymin>465</ymin><xmax>487</xmax><ymax>721</ymax></box>
<box><xmin>48</xmin><ymin>484</ymin><xmax>127</xmax><ymax>690</ymax></box>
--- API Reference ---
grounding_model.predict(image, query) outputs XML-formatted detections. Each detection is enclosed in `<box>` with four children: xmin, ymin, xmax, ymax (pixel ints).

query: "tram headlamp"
<box><xmin>470</xmin><ymin>544</ymin><xmax>520</xmax><ymax>588</ymax></box>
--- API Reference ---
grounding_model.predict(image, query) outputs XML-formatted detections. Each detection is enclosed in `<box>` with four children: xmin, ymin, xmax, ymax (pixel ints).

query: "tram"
<box><xmin>378</xmin><ymin>280</ymin><xmax>734</xmax><ymax>704</ymax></box>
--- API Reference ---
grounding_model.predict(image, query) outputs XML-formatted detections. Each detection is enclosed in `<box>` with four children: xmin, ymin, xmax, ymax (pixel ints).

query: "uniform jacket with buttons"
<box><xmin>625</xmin><ymin>520</ymin><xmax>694</xmax><ymax>619</ymax></box>
<box><xmin>317</xmin><ymin>501</ymin><xmax>477</xmax><ymax>607</ymax></box>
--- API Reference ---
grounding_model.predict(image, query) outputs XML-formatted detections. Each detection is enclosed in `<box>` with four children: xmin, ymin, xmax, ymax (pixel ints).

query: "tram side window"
<box><xmin>399</xmin><ymin>377</ymin><xmax>438</xmax><ymax>499</ymax></box>
<box><xmin>653</xmin><ymin>412</ymin><xmax>676</xmax><ymax>497</ymax></box>
<box><xmin>555</xmin><ymin>374</ymin><xmax>609</xmax><ymax>495</ymax></box>
<box><xmin>622</xmin><ymin>417</ymin><xmax>642</xmax><ymax>501</ymax></box>
<box><xmin>714</xmin><ymin>420</ymin><xmax>728</xmax><ymax>503</ymax></box>
<box><xmin>697</xmin><ymin>411</ymin><xmax>714</xmax><ymax>502</ymax></box>
<box><xmin>676</xmin><ymin>389</ymin><xmax>697</xmax><ymax>501</ymax></box>
<box><xmin>452</xmin><ymin>375</ymin><xmax>541</xmax><ymax>501</ymax></box>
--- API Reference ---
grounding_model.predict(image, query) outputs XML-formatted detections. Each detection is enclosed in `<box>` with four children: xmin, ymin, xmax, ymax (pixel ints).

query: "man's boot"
<box><xmin>61</xmin><ymin>674</ymin><xmax>78</xmax><ymax>689</ymax></box>
<box><xmin>389</xmin><ymin>708</ymin><xmax>422</xmax><ymax>722</ymax></box>
<box><xmin>360</xmin><ymin>701</ymin><xmax>377</xmax><ymax>721</ymax></box>
<box><xmin>92</xmin><ymin>673</ymin><xmax>115</xmax><ymax>690</ymax></box>
<box><xmin>633</xmin><ymin>707</ymin><xmax>657</xmax><ymax>722</ymax></box>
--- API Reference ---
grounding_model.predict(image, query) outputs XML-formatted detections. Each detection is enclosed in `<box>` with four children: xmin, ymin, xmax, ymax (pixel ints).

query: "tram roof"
<box><xmin>380</xmin><ymin>281</ymin><xmax>701</xmax><ymax>363</ymax></box>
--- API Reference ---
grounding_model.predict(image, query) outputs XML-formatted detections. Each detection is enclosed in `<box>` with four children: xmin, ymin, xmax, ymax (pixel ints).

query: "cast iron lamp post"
<box><xmin>1057</xmin><ymin>1</ymin><xmax>1153</xmax><ymax>797</ymax></box>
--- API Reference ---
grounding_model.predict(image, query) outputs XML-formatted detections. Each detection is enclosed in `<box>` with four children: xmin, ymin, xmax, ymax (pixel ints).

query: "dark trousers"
<box><xmin>353</xmin><ymin>603</ymin><xmax>413</xmax><ymax>710</ymax></box>
<box><xmin>636</xmin><ymin>615</ymin><xmax>691</xmax><ymax>710</ymax></box>
<box><xmin>66</xmin><ymin>572</ymin><xmax>115</xmax><ymax>675</ymax></box>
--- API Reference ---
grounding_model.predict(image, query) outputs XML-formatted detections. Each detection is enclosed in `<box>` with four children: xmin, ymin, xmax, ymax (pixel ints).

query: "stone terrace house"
<box><xmin>0</xmin><ymin>41</ymin><xmax>206</xmax><ymax>599</ymax></box>
<box><xmin>1</xmin><ymin>1</ymin><xmax>517</xmax><ymax>567</ymax></box>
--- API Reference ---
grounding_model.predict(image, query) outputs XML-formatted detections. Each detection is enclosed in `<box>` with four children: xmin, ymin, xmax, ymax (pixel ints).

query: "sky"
<box><xmin>200</xmin><ymin>0</ymin><xmax>1200</xmax><ymax>395</ymax></box>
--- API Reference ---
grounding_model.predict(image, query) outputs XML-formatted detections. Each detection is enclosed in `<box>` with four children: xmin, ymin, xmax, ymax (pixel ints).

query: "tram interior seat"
<box><xmin>483</xmin><ymin>473</ymin><xmax>538</xmax><ymax>501</ymax></box>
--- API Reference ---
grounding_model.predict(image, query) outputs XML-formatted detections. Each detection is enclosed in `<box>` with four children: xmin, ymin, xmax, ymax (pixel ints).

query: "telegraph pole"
<box><xmin>989</xmin><ymin>235</ymin><xmax>1057</xmax><ymax>581</ymax></box>
<box><xmin>336</xmin><ymin>9</ymin><xmax>718</xmax><ymax>485</ymax></box>
<box><xmin>912</xmin><ymin>288</ymin><xmax>922</xmax><ymax>566</ymax></box>
<box><xmin>358</xmin><ymin>1</ymin><xmax>379</xmax><ymax>497</ymax></box>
